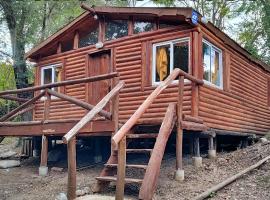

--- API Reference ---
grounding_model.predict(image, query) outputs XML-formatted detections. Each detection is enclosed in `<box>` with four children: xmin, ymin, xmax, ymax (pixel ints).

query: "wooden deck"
<box><xmin>0</xmin><ymin>119</ymin><xmax>114</xmax><ymax>137</ymax></box>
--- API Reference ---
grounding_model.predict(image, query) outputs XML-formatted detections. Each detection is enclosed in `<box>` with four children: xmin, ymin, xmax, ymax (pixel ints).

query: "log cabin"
<box><xmin>0</xmin><ymin>4</ymin><xmax>270</xmax><ymax>200</ymax></box>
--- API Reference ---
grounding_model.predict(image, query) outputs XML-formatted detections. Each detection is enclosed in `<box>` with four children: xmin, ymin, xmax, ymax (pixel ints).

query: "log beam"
<box><xmin>47</xmin><ymin>89</ymin><xmax>111</xmax><ymax>119</ymax></box>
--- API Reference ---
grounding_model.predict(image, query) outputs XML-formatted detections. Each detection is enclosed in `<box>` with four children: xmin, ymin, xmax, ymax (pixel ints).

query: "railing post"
<box><xmin>191</xmin><ymin>82</ymin><xmax>199</xmax><ymax>117</ymax></box>
<box><xmin>175</xmin><ymin>75</ymin><xmax>185</xmax><ymax>181</ymax></box>
<box><xmin>116</xmin><ymin>136</ymin><xmax>126</xmax><ymax>200</ymax></box>
<box><xmin>39</xmin><ymin>89</ymin><xmax>50</xmax><ymax>176</ymax></box>
<box><xmin>112</xmin><ymin>77</ymin><xmax>120</xmax><ymax>151</ymax></box>
<box><xmin>39</xmin><ymin>135</ymin><xmax>48</xmax><ymax>176</ymax></box>
<box><xmin>67</xmin><ymin>137</ymin><xmax>77</xmax><ymax>200</ymax></box>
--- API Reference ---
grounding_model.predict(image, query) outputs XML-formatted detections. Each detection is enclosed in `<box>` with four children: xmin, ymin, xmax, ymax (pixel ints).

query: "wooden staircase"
<box><xmin>96</xmin><ymin>133</ymin><xmax>157</xmax><ymax>184</ymax></box>
<box><xmin>95</xmin><ymin>103</ymin><xmax>176</xmax><ymax>200</ymax></box>
<box><xmin>94</xmin><ymin>69</ymin><xmax>206</xmax><ymax>200</ymax></box>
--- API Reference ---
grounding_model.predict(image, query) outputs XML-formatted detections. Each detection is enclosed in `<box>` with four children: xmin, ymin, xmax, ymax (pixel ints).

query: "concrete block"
<box><xmin>193</xmin><ymin>156</ymin><xmax>202</xmax><ymax>168</ymax></box>
<box><xmin>39</xmin><ymin>166</ymin><xmax>48</xmax><ymax>176</ymax></box>
<box><xmin>208</xmin><ymin>150</ymin><xmax>216</xmax><ymax>159</ymax></box>
<box><xmin>175</xmin><ymin>169</ymin><xmax>184</xmax><ymax>181</ymax></box>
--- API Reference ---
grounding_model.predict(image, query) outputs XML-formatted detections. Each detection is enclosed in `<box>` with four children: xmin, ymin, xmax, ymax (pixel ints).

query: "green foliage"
<box><xmin>0</xmin><ymin>62</ymin><xmax>16</xmax><ymax>91</ymax></box>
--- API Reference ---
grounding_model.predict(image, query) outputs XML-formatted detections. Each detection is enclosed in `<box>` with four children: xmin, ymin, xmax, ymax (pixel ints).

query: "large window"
<box><xmin>203</xmin><ymin>40</ymin><xmax>223</xmax><ymax>88</ymax></box>
<box><xmin>134</xmin><ymin>21</ymin><xmax>155</xmax><ymax>34</ymax></box>
<box><xmin>152</xmin><ymin>38</ymin><xmax>190</xmax><ymax>84</ymax></box>
<box><xmin>41</xmin><ymin>64</ymin><xmax>62</xmax><ymax>92</ymax></box>
<box><xmin>79</xmin><ymin>27</ymin><xmax>98</xmax><ymax>48</ymax></box>
<box><xmin>105</xmin><ymin>20</ymin><xmax>128</xmax><ymax>41</ymax></box>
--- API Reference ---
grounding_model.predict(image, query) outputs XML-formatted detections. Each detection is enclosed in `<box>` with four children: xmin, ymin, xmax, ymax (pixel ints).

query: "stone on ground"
<box><xmin>0</xmin><ymin>151</ymin><xmax>16</xmax><ymax>159</ymax></box>
<box><xmin>0</xmin><ymin>160</ymin><xmax>20</xmax><ymax>169</ymax></box>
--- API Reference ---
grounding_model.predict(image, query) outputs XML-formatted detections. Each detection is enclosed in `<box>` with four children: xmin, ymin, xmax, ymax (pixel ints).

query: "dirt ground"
<box><xmin>0</xmin><ymin>137</ymin><xmax>270</xmax><ymax>200</ymax></box>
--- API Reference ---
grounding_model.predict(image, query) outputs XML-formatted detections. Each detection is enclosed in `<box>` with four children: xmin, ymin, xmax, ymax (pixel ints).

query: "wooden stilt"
<box><xmin>176</xmin><ymin>75</ymin><xmax>184</xmax><ymax>181</ymax></box>
<box><xmin>193</xmin><ymin>136</ymin><xmax>202</xmax><ymax>167</ymax></box>
<box><xmin>208</xmin><ymin>136</ymin><xmax>216</xmax><ymax>159</ymax></box>
<box><xmin>67</xmin><ymin>137</ymin><xmax>77</xmax><ymax>200</ymax></box>
<box><xmin>208</xmin><ymin>136</ymin><xmax>214</xmax><ymax>150</ymax></box>
<box><xmin>116</xmin><ymin>136</ymin><xmax>126</xmax><ymax>200</ymax></box>
<box><xmin>194</xmin><ymin>136</ymin><xmax>200</xmax><ymax>157</ymax></box>
<box><xmin>40</xmin><ymin>135</ymin><xmax>48</xmax><ymax>167</ymax></box>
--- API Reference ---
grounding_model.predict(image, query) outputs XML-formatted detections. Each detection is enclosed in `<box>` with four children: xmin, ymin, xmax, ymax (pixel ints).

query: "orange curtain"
<box><xmin>156</xmin><ymin>47</ymin><xmax>168</xmax><ymax>81</ymax></box>
<box><xmin>212</xmin><ymin>53</ymin><xmax>219</xmax><ymax>83</ymax></box>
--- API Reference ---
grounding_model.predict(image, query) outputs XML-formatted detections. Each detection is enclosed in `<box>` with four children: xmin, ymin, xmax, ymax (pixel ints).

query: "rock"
<box><xmin>83</xmin><ymin>187</ymin><xmax>90</xmax><ymax>194</ymax></box>
<box><xmin>51</xmin><ymin>167</ymin><xmax>63</xmax><ymax>172</ymax></box>
<box><xmin>259</xmin><ymin>137</ymin><xmax>268</xmax><ymax>144</ymax></box>
<box><xmin>76</xmin><ymin>189</ymin><xmax>86</xmax><ymax>197</ymax></box>
<box><xmin>0</xmin><ymin>160</ymin><xmax>20</xmax><ymax>169</ymax></box>
<box><xmin>55</xmin><ymin>193</ymin><xmax>67</xmax><ymax>200</ymax></box>
<box><xmin>0</xmin><ymin>151</ymin><xmax>17</xmax><ymax>159</ymax></box>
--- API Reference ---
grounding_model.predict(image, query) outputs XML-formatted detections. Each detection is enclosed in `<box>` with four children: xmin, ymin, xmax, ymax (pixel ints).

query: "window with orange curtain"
<box><xmin>202</xmin><ymin>39</ymin><xmax>223</xmax><ymax>88</ymax></box>
<box><xmin>152</xmin><ymin>38</ymin><xmax>190</xmax><ymax>84</ymax></box>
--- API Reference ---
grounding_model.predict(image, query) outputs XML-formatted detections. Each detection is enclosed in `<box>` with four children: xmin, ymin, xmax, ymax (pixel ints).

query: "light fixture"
<box><xmin>95</xmin><ymin>42</ymin><xmax>104</xmax><ymax>49</ymax></box>
<box><xmin>94</xmin><ymin>14</ymin><xmax>98</xmax><ymax>20</ymax></box>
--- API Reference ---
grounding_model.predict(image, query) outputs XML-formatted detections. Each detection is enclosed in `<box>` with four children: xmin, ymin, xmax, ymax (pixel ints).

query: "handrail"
<box><xmin>0</xmin><ymin>91</ymin><xmax>45</xmax><ymax>122</ymax></box>
<box><xmin>139</xmin><ymin>103</ymin><xmax>176</xmax><ymax>199</ymax></box>
<box><xmin>47</xmin><ymin>89</ymin><xmax>112</xmax><ymax>119</ymax></box>
<box><xmin>62</xmin><ymin>81</ymin><xmax>125</xmax><ymax>144</ymax></box>
<box><xmin>0</xmin><ymin>72</ymin><xmax>118</xmax><ymax>96</ymax></box>
<box><xmin>112</xmin><ymin>68</ymin><xmax>203</xmax><ymax>146</ymax></box>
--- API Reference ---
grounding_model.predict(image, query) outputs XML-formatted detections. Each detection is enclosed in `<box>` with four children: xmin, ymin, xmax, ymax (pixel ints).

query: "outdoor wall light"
<box><xmin>95</xmin><ymin>42</ymin><xmax>104</xmax><ymax>49</ymax></box>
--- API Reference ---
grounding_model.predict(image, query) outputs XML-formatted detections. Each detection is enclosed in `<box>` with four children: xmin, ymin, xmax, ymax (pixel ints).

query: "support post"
<box><xmin>175</xmin><ymin>75</ymin><xmax>184</xmax><ymax>181</ymax></box>
<box><xmin>116</xmin><ymin>136</ymin><xmax>126</xmax><ymax>200</ymax></box>
<box><xmin>67</xmin><ymin>137</ymin><xmax>77</xmax><ymax>200</ymax></box>
<box><xmin>39</xmin><ymin>135</ymin><xmax>48</xmax><ymax>176</ymax></box>
<box><xmin>208</xmin><ymin>136</ymin><xmax>216</xmax><ymax>159</ymax></box>
<box><xmin>193</xmin><ymin>136</ymin><xmax>202</xmax><ymax>167</ymax></box>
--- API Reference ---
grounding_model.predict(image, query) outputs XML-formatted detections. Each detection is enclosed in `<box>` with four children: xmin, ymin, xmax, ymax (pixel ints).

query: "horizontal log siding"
<box><xmin>34</xmin><ymin>27</ymin><xmax>193</xmax><ymax>123</ymax></box>
<box><xmin>199</xmin><ymin>52</ymin><xmax>270</xmax><ymax>135</ymax></box>
<box><xmin>34</xmin><ymin>55</ymin><xmax>87</xmax><ymax>120</ymax></box>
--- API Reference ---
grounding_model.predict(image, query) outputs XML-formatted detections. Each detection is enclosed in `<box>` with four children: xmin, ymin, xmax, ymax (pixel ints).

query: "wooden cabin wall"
<box><xmin>198</xmin><ymin>26</ymin><xmax>270</xmax><ymax>135</ymax></box>
<box><xmin>33</xmin><ymin>24</ymin><xmax>270</xmax><ymax>135</ymax></box>
<box><xmin>33</xmin><ymin>26</ymin><xmax>193</xmax><ymax>122</ymax></box>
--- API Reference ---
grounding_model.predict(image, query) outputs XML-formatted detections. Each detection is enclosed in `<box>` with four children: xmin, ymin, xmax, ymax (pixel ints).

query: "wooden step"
<box><xmin>126</xmin><ymin>149</ymin><xmax>152</xmax><ymax>154</ymax></box>
<box><xmin>96</xmin><ymin>176</ymin><xmax>143</xmax><ymax>184</ymax></box>
<box><xmin>105</xmin><ymin>163</ymin><xmax>148</xmax><ymax>170</ymax></box>
<box><xmin>126</xmin><ymin>134</ymin><xmax>158</xmax><ymax>139</ymax></box>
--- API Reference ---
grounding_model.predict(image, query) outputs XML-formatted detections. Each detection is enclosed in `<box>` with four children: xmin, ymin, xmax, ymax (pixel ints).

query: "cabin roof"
<box><xmin>25</xmin><ymin>5</ymin><xmax>270</xmax><ymax>73</ymax></box>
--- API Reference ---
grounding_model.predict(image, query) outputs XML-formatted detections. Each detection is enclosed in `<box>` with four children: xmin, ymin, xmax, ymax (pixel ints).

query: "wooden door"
<box><xmin>88</xmin><ymin>50</ymin><xmax>111</xmax><ymax>111</ymax></box>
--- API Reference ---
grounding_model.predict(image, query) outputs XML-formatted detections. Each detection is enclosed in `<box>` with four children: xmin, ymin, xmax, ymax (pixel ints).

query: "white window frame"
<box><xmin>202</xmin><ymin>39</ymin><xmax>223</xmax><ymax>89</ymax></box>
<box><xmin>152</xmin><ymin>37</ymin><xmax>190</xmax><ymax>86</ymax></box>
<box><xmin>41</xmin><ymin>63</ymin><xmax>62</xmax><ymax>100</ymax></box>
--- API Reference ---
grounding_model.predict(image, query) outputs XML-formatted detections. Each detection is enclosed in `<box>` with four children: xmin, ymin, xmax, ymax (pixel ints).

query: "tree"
<box><xmin>236</xmin><ymin>0</ymin><xmax>270</xmax><ymax>64</ymax></box>
<box><xmin>0</xmin><ymin>0</ymin><xmax>104</xmax><ymax>95</ymax></box>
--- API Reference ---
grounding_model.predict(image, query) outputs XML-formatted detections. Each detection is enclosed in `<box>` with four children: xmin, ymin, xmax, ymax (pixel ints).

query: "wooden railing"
<box><xmin>139</xmin><ymin>103</ymin><xmax>176</xmax><ymax>199</ymax></box>
<box><xmin>113</xmin><ymin>68</ymin><xmax>203</xmax><ymax>200</ymax></box>
<box><xmin>63</xmin><ymin>80</ymin><xmax>125</xmax><ymax>200</ymax></box>
<box><xmin>112</xmin><ymin>68</ymin><xmax>203</xmax><ymax>146</ymax></box>
<box><xmin>0</xmin><ymin>72</ymin><xmax>121</xmax><ymax>200</ymax></box>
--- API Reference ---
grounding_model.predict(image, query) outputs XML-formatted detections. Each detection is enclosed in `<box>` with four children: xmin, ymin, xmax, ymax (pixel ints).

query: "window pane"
<box><xmin>156</xmin><ymin>45</ymin><xmax>170</xmax><ymax>82</ymax></box>
<box><xmin>105</xmin><ymin>20</ymin><xmax>128</xmax><ymax>40</ymax></box>
<box><xmin>173</xmin><ymin>41</ymin><xmax>189</xmax><ymax>73</ymax></box>
<box><xmin>212</xmin><ymin>49</ymin><xmax>221</xmax><ymax>86</ymax></box>
<box><xmin>134</xmin><ymin>21</ymin><xmax>155</xmax><ymax>34</ymax></box>
<box><xmin>203</xmin><ymin>42</ymin><xmax>211</xmax><ymax>82</ymax></box>
<box><xmin>79</xmin><ymin>28</ymin><xmax>98</xmax><ymax>48</ymax></box>
<box><xmin>43</xmin><ymin>68</ymin><xmax>52</xmax><ymax>84</ymax></box>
